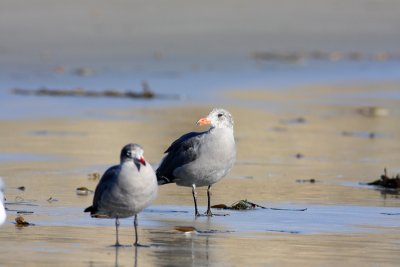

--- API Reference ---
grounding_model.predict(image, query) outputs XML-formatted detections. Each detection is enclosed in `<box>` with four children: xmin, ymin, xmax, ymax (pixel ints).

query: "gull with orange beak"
<box><xmin>157</xmin><ymin>108</ymin><xmax>236</xmax><ymax>216</ymax></box>
<box><xmin>85</xmin><ymin>143</ymin><xmax>158</xmax><ymax>246</ymax></box>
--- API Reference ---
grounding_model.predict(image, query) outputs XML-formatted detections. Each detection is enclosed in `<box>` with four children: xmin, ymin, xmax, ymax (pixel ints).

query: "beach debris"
<box><xmin>46</xmin><ymin>196</ymin><xmax>58</xmax><ymax>203</ymax></box>
<box><xmin>212</xmin><ymin>200</ymin><xmax>307</xmax><ymax>212</ymax></box>
<box><xmin>231</xmin><ymin>200</ymin><xmax>261</xmax><ymax>210</ymax></box>
<box><xmin>295</xmin><ymin>153</ymin><xmax>304</xmax><ymax>159</ymax></box>
<box><xmin>209</xmin><ymin>204</ymin><xmax>228</xmax><ymax>209</ymax></box>
<box><xmin>211</xmin><ymin>200</ymin><xmax>261</xmax><ymax>210</ymax></box>
<box><xmin>76</xmin><ymin>187</ymin><xmax>93</xmax><ymax>196</ymax></box>
<box><xmin>356</xmin><ymin>106</ymin><xmax>389</xmax><ymax>117</ymax></box>
<box><xmin>281</xmin><ymin>117</ymin><xmax>306</xmax><ymax>124</ymax></box>
<box><xmin>175</xmin><ymin>226</ymin><xmax>197</xmax><ymax>233</ymax></box>
<box><xmin>367</xmin><ymin>168</ymin><xmax>400</xmax><ymax>189</ymax></box>
<box><xmin>16</xmin><ymin>211</ymin><xmax>34</xmax><ymax>214</ymax></box>
<box><xmin>5</xmin><ymin>206</ymin><xmax>34</xmax><ymax>214</ymax></box>
<box><xmin>265</xmin><ymin>229</ymin><xmax>301</xmax><ymax>234</ymax></box>
<box><xmin>17</xmin><ymin>186</ymin><xmax>25</xmax><ymax>191</ymax></box>
<box><xmin>12</xmin><ymin>87</ymin><xmax>156</xmax><ymax>99</ymax></box>
<box><xmin>4</xmin><ymin>205</ymin><xmax>34</xmax><ymax>214</ymax></box>
<box><xmin>88</xmin><ymin>172</ymin><xmax>101</xmax><ymax>181</ymax></box>
<box><xmin>341</xmin><ymin>131</ymin><xmax>377</xmax><ymax>139</ymax></box>
<box><xmin>15</xmin><ymin>215</ymin><xmax>34</xmax><ymax>227</ymax></box>
<box><xmin>296</xmin><ymin>179</ymin><xmax>316</xmax><ymax>183</ymax></box>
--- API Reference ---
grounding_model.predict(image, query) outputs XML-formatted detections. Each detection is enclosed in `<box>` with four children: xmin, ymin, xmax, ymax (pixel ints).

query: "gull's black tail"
<box><xmin>84</xmin><ymin>206</ymin><xmax>97</xmax><ymax>214</ymax></box>
<box><xmin>156</xmin><ymin>173</ymin><xmax>172</xmax><ymax>185</ymax></box>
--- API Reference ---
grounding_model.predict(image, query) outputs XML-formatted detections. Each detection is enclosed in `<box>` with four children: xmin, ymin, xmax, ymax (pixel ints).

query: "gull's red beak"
<box><xmin>138</xmin><ymin>156</ymin><xmax>146</xmax><ymax>166</ymax></box>
<box><xmin>196</xmin><ymin>117</ymin><xmax>211</xmax><ymax>126</ymax></box>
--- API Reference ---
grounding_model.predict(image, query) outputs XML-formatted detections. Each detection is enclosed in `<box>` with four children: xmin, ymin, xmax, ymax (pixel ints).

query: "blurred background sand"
<box><xmin>1</xmin><ymin>0</ymin><xmax>400</xmax><ymax>66</ymax></box>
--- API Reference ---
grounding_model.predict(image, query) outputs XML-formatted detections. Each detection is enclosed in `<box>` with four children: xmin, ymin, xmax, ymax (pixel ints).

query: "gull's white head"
<box><xmin>196</xmin><ymin>108</ymin><xmax>234</xmax><ymax>129</ymax></box>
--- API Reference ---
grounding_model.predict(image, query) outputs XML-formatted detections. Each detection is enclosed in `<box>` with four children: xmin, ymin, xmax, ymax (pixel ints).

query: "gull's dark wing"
<box><xmin>84</xmin><ymin>165</ymin><xmax>120</xmax><ymax>215</ymax></box>
<box><xmin>156</xmin><ymin>131</ymin><xmax>206</xmax><ymax>185</ymax></box>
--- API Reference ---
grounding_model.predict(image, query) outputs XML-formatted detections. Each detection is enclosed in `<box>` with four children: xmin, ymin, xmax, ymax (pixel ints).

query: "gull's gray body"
<box><xmin>157</xmin><ymin>108</ymin><xmax>236</xmax><ymax>216</ymax></box>
<box><xmin>85</xmin><ymin>143</ymin><xmax>157</xmax><ymax>246</ymax></box>
<box><xmin>90</xmin><ymin>160</ymin><xmax>157</xmax><ymax>218</ymax></box>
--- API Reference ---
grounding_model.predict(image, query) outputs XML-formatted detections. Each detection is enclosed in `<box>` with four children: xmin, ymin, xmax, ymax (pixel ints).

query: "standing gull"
<box><xmin>157</xmin><ymin>108</ymin><xmax>236</xmax><ymax>216</ymax></box>
<box><xmin>85</xmin><ymin>144</ymin><xmax>158</xmax><ymax>246</ymax></box>
<box><xmin>0</xmin><ymin>178</ymin><xmax>6</xmax><ymax>225</ymax></box>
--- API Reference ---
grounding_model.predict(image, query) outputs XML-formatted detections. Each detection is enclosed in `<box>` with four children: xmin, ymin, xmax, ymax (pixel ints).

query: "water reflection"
<box><xmin>114</xmin><ymin>246</ymin><xmax>120</xmax><ymax>267</ymax></box>
<box><xmin>377</xmin><ymin>188</ymin><xmax>400</xmax><ymax>199</ymax></box>
<box><xmin>111</xmin><ymin>233</ymin><xmax>211</xmax><ymax>267</ymax></box>
<box><xmin>150</xmin><ymin>231</ymin><xmax>211</xmax><ymax>267</ymax></box>
<box><xmin>114</xmin><ymin>246</ymin><xmax>138</xmax><ymax>267</ymax></box>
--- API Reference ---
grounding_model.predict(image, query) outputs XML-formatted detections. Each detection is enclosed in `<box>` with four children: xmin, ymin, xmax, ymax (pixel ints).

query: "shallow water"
<box><xmin>2</xmin><ymin>203</ymin><xmax>400</xmax><ymax>266</ymax></box>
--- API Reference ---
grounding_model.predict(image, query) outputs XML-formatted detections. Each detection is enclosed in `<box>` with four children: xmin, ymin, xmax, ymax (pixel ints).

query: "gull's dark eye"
<box><xmin>217</xmin><ymin>113</ymin><xmax>223</xmax><ymax>118</ymax></box>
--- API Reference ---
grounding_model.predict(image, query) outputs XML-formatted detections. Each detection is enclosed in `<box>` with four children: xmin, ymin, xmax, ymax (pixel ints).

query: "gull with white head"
<box><xmin>157</xmin><ymin>108</ymin><xmax>236</xmax><ymax>216</ymax></box>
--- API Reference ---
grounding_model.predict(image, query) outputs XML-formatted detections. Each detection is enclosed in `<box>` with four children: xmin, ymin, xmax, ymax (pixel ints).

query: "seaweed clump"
<box><xmin>15</xmin><ymin>216</ymin><xmax>34</xmax><ymax>227</ymax></box>
<box><xmin>212</xmin><ymin>200</ymin><xmax>307</xmax><ymax>211</ymax></box>
<box><xmin>368</xmin><ymin>168</ymin><xmax>400</xmax><ymax>189</ymax></box>
<box><xmin>12</xmin><ymin>87</ymin><xmax>155</xmax><ymax>99</ymax></box>
<box><xmin>211</xmin><ymin>200</ymin><xmax>266</xmax><ymax>210</ymax></box>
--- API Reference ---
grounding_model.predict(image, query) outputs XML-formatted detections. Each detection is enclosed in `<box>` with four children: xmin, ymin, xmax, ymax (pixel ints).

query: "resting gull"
<box><xmin>157</xmin><ymin>108</ymin><xmax>236</xmax><ymax>216</ymax></box>
<box><xmin>85</xmin><ymin>143</ymin><xmax>158</xmax><ymax>246</ymax></box>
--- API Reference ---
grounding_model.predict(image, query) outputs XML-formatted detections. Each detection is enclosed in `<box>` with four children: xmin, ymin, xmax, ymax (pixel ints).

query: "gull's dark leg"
<box><xmin>115</xmin><ymin>217</ymin><xmax>121</xmax><ymax>246</ymax></box>
<box><xmin>206</xmin><ymin>185</ymin><xmax>213</xmax><ymax>216</ymax></box>
<box><xmin>133</xmin><ymin>214</ymin><xmax>139</xmax><ymax>246</ymax></box>
<box><xmin>192</xmin><ymin>184</ymin><xmax>200</xmax><ymax>217</ymax></box>
<box><xmin>134</xmin><ymin>214</ymin><xmax>150</xmax><ymax>247</ymax></box>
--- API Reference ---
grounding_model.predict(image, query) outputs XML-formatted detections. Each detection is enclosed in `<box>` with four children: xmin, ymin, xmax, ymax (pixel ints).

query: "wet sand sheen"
<box><xmin>0</xmin><ymin>215</ymin><xmax>399</xmax><ymax>266</ymax></box>
<box><xmin>0</xmin><ymin>83</ymin><xmax>400</xmax><ymax>266</ymax></box>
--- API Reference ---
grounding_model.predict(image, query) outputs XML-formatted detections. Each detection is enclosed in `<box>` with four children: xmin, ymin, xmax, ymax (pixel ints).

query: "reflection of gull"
<box><xmin>114</xmin><ymin>245</ymin><xmax>138</xmax><ymax>267</ymax></box>
<box><xmin>0</xmin><ymin>178</ymin><xmax>6</xmax><ymax>225</ymax></box>
<box><xmin>85</xmin><ymin>144</ymin><xmax>158</xmax><ymax>246</ymax></box>
<box><xmin>157</xmin><ymin>108</ymin><xmax>236</xmax><ymax>216</ymax></box>
<box><xmin>150</xmin><ymin>229</ymin><xmax>210</xmax><ymax>266</ymax></box>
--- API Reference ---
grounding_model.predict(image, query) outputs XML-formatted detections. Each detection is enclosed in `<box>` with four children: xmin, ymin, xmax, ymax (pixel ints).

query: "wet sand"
<box><xmin>0</xmin><ymin>82</ymin><xmax>400</xmax><ymax>266</ymax></box>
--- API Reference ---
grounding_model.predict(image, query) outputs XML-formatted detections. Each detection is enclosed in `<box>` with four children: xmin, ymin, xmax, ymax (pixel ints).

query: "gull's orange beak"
<box><xmin>196</xmin><ymin>117</ymin><xmax>211</xmax><ymax>126</ymax></box>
